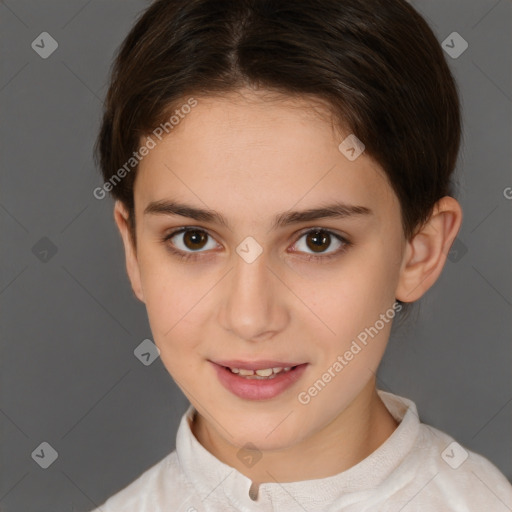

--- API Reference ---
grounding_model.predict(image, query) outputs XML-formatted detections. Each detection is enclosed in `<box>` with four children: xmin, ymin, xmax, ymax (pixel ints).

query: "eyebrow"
<box><xmin>144</xmin><ymin>199</ymin><xmax>372</xmax><ymax>230</ymax></box>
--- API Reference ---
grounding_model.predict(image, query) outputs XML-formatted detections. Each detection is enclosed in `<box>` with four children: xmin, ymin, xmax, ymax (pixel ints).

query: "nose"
<box><xmin>218</xmin><ymin>249</ymin><xmax>289</xmax><ymax>342</ymax></box>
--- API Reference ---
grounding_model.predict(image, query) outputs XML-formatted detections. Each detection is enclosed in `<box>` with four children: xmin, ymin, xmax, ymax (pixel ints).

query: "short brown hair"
<box><xmin>95</xmin><ymin>0</ymin><xmax>461</xmax><ymax>312</ymax></box>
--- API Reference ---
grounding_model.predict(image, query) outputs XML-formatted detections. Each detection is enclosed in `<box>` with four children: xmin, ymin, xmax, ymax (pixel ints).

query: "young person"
<box><xmin>90</xmin><ymin>0</ymin><xmax>512</xmax><ymax>510</ymax></box>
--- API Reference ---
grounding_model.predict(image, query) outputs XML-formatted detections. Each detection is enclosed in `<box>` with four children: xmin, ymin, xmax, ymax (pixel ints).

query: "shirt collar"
<box><xmin>175</xmin><ymin>390</ymin><xmax>420</xmax><ymax>511</ymax></box>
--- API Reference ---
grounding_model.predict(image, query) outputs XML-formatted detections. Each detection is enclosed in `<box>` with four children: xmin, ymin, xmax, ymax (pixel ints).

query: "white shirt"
<box><xmin>91</xmin><ymin>391</ymin><xmax>512</xmax><ymax>511</ymax></box>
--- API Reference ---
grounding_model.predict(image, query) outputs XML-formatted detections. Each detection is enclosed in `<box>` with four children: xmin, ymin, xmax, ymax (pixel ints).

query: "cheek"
<box><xmin>292</xmin><ymin>251</ymin><xmax>397</xmax><ymax>337</ymax></box>
<box><xmin>294</xmin><ymin>268</ymin><xmax>397</xmax><ymax>424</ymax></box>
<box><xmin>289</xmin><ymin>248</ymin><xmax>400</xmax><ymax>404</ymax></box>
<box><xmin>137</xmin><ymin>250</ymin><xmax>207</xmax><ymax>352</ymax></box>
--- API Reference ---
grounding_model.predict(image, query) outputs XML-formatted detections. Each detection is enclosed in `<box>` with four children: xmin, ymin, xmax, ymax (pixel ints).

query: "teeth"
<box><xmin>255</xmin><ymin>368</ymin><xmax>273</xmax><ymax>377</ymax></box>
<box><xmin>228</xmin><ymin>366</ymin><xmax>295</xmax><ymax>378</ymax></box>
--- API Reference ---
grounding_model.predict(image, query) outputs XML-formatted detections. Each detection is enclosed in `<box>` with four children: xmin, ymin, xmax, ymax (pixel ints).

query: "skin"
<box><xmin>114</xmin><ymin>87</ymin><xmax>463</xmax><ymax>484</ymax></box>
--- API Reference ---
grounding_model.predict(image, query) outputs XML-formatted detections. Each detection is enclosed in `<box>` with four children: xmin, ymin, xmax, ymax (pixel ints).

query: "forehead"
<box><xmin>134</xmin><ymin>90</ymin><xmax>398</xmax><ymax>225</ymax></box>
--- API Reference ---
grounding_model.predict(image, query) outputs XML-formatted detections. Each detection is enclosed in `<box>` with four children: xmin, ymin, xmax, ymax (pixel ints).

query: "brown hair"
<box><xmin>95</xmin><ymin>0</ymin><xmax>462</xmax><ymax>312</ymax></box>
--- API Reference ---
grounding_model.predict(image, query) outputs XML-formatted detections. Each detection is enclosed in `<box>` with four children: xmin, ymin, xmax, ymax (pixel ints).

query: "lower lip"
<box><xmin>211</xmin><ymin>362</ymin><xmax>308</xmax><ymax>401</ymax></box>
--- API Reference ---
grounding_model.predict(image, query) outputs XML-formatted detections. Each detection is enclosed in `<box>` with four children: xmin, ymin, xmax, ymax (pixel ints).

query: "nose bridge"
<box><xmin>234</xmin><ymin>249</ymin><xmax>270</xmax><ymax>296</ymax></box>
<box><xmin>218</xmin><ymin>248</ymin><xmax>287</xmax><ymax>341</ymax></box>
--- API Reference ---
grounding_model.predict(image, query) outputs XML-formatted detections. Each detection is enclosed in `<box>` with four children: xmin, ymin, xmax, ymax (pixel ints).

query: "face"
<box><xmin>119</xmin><ymin>89</ymin><xmax>407</xmax><ymax>451</ymax></box>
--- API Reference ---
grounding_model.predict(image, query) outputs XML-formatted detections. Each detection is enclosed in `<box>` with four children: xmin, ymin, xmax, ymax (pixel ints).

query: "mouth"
<box><xmin>209</xmin><ymin>360</ymin><xmax>309</xmax><ymax>400</ymax></box>
<box><xmin>227</xmin><ymin>365</ymin><xmax>297</xmax><ymax>379</ymax></box>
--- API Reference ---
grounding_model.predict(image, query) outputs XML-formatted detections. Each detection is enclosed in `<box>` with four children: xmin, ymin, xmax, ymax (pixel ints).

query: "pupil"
<box><xmin>185</xmin><ymin>230</ymin><xmax>207</xmax><ymax>250</ymax></box>
<box><xmin>307</xmin><ymin>230</ymin><xmax>330</xmax><ymax>253</ymax></box>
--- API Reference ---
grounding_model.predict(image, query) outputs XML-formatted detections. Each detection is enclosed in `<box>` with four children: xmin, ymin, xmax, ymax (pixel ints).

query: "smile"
<box><xmin>210</xmin><ymin>360</ymin><xmax>309</xmax><ymax>400</ymax></box>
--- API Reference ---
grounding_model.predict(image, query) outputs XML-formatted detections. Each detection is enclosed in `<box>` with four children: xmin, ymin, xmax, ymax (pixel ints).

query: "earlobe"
<box><xmin>113</xmin><ymin>201</ymin><xmax>145</xmax><ymax>303</ymax></box>
<box><xmin>395</xmin><ymin>196</ymin><xmax>463</xmax><ymax>303</ymax></box>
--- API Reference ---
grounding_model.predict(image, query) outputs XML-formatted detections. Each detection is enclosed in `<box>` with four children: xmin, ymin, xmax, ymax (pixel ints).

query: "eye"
<box><xmin>290</xmin><ymin>228</ymin><xmax>349</xmax><ymax>261</ymax></box>
<box><xmin>162</xmin><ymin>227</ymin><xmax>351</xmax><ymax>263</ymax></box>
<box><xmin>162</xmin><ymin>227</ymin><xmax>219</xmax><ymax>261</ymax></box>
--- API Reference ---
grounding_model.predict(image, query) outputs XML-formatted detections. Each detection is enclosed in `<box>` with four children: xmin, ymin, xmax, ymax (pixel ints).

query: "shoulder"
<box><xmin>88</xmin><ymin>450</ymin><xmax>196</xmax><ymax>512</ymax></box>
<box><xmin>386</xmin><ymin>422</ymin><xmax>512</xmax><ymax>511</ymax></box>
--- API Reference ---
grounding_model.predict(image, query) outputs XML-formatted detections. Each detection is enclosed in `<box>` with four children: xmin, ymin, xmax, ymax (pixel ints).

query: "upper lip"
<box><xmin>211</xmin><ymin>359</ymin><xmax>306</xmax><ymax>370</ymax></box>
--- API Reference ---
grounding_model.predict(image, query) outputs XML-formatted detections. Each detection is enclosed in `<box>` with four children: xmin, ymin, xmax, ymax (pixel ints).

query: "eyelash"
<box><xmin>161</xmin><ymin>227</ymin><xmax>352</xmax><ymax>263</ymax></box>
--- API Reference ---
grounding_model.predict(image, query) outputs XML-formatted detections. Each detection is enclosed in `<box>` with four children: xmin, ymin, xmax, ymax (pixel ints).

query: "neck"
<box><xmin>191</xmin><ymin>382</ymin><xmax>398</xmax><ymax>484</ymax></box>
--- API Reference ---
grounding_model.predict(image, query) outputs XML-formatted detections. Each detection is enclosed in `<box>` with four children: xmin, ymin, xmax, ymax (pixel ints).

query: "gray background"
<box><xmin>1</xmin><ymin>0</ymin><xmax>511</xmax><ymax>510</ymax></box>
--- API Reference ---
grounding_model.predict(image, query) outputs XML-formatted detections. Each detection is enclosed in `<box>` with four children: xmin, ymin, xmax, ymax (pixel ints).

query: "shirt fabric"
<box><xmin>91</xmin><ymin>390</ymin><xmax>512</xmax><ymax>511</ymax></box>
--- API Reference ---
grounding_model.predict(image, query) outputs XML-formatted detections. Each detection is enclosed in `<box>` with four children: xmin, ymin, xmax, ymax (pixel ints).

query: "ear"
<box><xmin>113</xmin><ymin>200</ymin><xmax>145</xmax><ymax>303</ymax></box>
<box><xmin>395</xmin><ymin>196</ymin><xmax>463</xmax><ymax>302</ymax></box>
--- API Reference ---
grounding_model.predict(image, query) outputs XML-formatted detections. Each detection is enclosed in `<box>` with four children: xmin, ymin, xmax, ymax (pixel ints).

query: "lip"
<box><xmin>210</xmin><ymin>360</ymin><xmax>309</xmax><ymax>401</ymax></box>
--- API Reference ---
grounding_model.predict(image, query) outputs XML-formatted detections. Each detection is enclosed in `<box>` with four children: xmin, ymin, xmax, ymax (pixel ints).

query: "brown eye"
<box><xmin>183</xmin><ymin>229</ymin><xmax>208</xmax><ymax>250</ymax></box>
<box><xmin>305</xmin><ymin>230</ymin><xmax>332</xmax><ymax>253</ymax></box>
<box><xmin>292</xmin><ymin>228</ymin><xmax>347</xmax><ymax>259</ymax></box>
<box><xmin>163</xmin><ymin>226</ymin><xmax>350</xmax><ymax>263</ymax></box>
<box><xmin>165</xmin><ymin>228</ymin><xmax>217</xmax><ymax>254</ymax></box>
